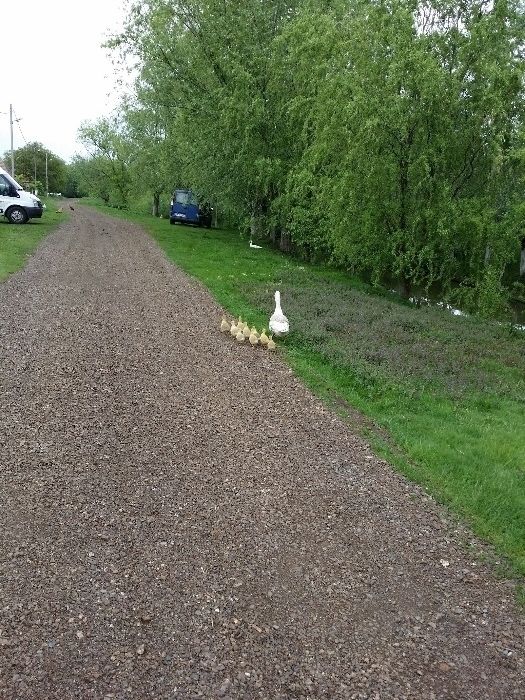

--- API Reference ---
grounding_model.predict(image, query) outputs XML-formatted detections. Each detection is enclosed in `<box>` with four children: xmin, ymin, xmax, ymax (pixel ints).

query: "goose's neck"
<box><xmin>275</xmin><ymin>291</ymin><xmax>282</xmax><ymax>314</ymax></box>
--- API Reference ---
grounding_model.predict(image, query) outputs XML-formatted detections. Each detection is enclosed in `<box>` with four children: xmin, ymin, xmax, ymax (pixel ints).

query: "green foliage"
<box><xmin>108</xmin><ymin>0</ymin><xmax>302</xmax><ymax>229</ymax></box>
<box><xmin>511</xmin><ymin>280</ymin><xmax>525</xmax><ymax>302</ymax></box>
<box><xmin>62</xmin><ymin>160</ymin><xmax>88</xmax><ymax>198</ymax></box>
<box><xmin>4</xmin><ymin>143</ymin><xmax>66</xmax><ymax>193</ymax></box>
<box><xmin>77</xmin><ymin>0</ymin><xmax>525</xmax><ymax>315</ymax></box>
<box><xmin>277</xmin><ymin>0</ymin><xmax>525</xmax><ymax>301</ymax></box>
<box><xmin>61</xmin><ymin>175</ymin><xmax>84</xmax><ymax>199</ymax></box>
<box><xmin>77</xmin><ymin>117</ymin><xmax>133</xmax><ymax>207</ymax></box>
<box><xmin>454</xmin><ymin>264</ymin><xmax>511</xmax><ymax>318</ymax></box>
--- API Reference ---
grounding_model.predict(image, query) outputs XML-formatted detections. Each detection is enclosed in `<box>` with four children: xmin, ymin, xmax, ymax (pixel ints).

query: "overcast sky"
<box><xmin>0</xmin><ymin>0</ymin><xmax>128</xmax><ymax>164</ymax></box>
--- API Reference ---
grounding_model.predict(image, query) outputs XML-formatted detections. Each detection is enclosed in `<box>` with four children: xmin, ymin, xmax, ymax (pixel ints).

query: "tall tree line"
<box><xmin>76</xmin><ymin>0</ymin><xmax>525</xmax><ymax>315</ymax></box>
<box><xmin>3</xmin><ymin>142</ymin><xmax>67</xmax><ymax>194</ymax></box>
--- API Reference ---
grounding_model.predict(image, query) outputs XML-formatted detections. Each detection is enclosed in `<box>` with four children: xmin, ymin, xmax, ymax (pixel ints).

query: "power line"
<box><xmin>0</xmin><ymin>105</ymin><xmax>29</xmax><ymax>178</ymax></box>
<box><xmin>5</xmin><ymin>106</ymin><xmax>49</xmax><ymax>189</ymax></box>
<box><xmin>12</xmin><ymin>109</ymin><xmax>28</xmax><ymax>146</ymax></box>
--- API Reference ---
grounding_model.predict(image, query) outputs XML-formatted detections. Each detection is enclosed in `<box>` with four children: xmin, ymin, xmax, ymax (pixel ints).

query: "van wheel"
<box><xmin>6</xmin><ymin>206</ymin><xmax>28</xmax><ymax>224</ymax></box>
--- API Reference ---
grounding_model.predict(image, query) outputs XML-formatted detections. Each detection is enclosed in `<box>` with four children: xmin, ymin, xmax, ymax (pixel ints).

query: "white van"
<box><xmin>0</xmin><ymin>167</ymin><xmax>43</xmax><ymax>223</ymax></box>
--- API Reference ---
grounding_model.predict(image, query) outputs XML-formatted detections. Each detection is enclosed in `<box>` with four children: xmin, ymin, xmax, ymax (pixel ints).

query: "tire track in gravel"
<box><xmin>0</xmin><ymin>206</ymin><xmax>523</xmax><ymax>699</ymax></box>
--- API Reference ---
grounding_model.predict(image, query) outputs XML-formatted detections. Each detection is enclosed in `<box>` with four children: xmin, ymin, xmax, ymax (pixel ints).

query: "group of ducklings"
<box><xmin>220</xmin><ymin>315</ymin><xmax>276</xmax><ymax>350</ymax></box>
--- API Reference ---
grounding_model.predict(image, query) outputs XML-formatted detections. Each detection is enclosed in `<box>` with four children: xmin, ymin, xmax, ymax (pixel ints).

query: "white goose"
<box><xmin>269</xmin><ymin>291</ymin><xmax>289</xmax><ymax>337</ymax></box>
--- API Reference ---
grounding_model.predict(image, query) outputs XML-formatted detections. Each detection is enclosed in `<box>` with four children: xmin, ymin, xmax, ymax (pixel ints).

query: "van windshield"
<box><xmin>1</xmin><ymin>170</ymin><xmax>22</xmax><ymax>191</ymax></box>
<box><xmin>175</xmin><ymin>190</ymin><xmax>197</xmax><ymax>206</ymax></box>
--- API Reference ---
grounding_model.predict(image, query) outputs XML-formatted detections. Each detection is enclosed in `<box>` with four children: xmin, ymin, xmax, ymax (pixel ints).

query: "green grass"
<box><xmin>0</xmin><ymin>198</ymin><xmax>66</xmax><ymax>281</ymax></box>
<box><xmin>83</xmin><ymin>200</ymin><xmax>525</xmax><ymax>580</ymax></box>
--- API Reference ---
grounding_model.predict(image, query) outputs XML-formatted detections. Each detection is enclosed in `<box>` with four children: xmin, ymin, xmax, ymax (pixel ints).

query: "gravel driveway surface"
<box><xmin>0</xmin><ymin>207</ymin><xmax>523</xmax><ymax>699</ymax></box>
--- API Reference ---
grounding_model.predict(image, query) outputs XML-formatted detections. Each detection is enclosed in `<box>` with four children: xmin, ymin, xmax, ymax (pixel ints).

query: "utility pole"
<box><xmin>45</xmin><ymin>151</ymin><xmax>49</xmax><ymax>194</ymax></box>
<box><xmin>9</xmin><ymin>104</ymin><xmax>14</xmax><ymax>178</ymax></box>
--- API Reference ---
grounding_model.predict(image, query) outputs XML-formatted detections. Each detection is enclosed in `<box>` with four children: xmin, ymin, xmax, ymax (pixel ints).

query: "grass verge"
<box><xmin>83</xmin><ymin>200</ymin><xmax>525</xmax><ymax>581</ymax></box>
<box><xmin>0</xmin><ymin>198</ymin><xmax>66</xmax><ymax>282</ymax></box>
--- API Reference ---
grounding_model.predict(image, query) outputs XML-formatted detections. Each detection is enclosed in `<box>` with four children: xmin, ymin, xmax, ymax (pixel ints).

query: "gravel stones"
<box><xmin>0</xmin><ymin>207</ymin><xmax>523</xmax><ymax>699</ymax></box>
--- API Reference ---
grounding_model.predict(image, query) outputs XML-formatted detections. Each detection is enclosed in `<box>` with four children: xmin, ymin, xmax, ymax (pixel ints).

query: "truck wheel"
<box><xmin>6</xmin><ymin>206</ymin><xmax>28</xmax><ymax>224</ymax></box>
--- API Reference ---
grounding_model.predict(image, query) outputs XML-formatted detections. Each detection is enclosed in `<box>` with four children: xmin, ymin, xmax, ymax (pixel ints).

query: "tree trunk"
<box><xmin>279</xmin><ymin>230</ymin><xmax>292</xmax><ymax>253</ymax></box>
<box><xmin>250</xmin><ymin>198</ymin><xmax>271</xmax><ymax>242</ymax></box>
<box><xmin>250</xmin><ymin>214</ymin><xmax>258</xmax><ymax>240</ymax></box>
<box><xmin>250</xmin><ymin>209</ymin><xmax>265</xmax><ymax>241</ymax></box>
<box><xmin>401</xmin><ymin>275</ymin><xmax>412</xmax><ymax>299</ymax></box>
<box><xmin>152</xmin><ymin>192</ymin><xmax>160</xmax><ymax>217</ymax></box>
<box><xmin>520</xmin><ymin>238</ymin><xmax>525</xmax><ymax>277</ymax></box>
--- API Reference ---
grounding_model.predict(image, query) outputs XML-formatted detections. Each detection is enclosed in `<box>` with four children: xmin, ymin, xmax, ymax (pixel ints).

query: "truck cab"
<box><xmin>170</xmin><ymin>189</ymin><xmax>212</xmax><ymax>228</ymax></box>
<box><xmin>0</xmin><ymin>167</ymin><xmax>44</xmax><ymax>223</ymax></box>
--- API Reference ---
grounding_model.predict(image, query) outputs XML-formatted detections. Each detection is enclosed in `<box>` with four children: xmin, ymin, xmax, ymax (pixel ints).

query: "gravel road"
<box><xmin>0</xmin><ymin>207</ymin><xmax>523</xmax><ymax>699</ymax></box>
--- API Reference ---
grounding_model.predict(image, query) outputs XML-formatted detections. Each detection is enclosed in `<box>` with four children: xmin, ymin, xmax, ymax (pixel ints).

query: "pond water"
<box><xmin>389</xmin><ymin>286</ymin><xmax>525</xmax><ymax>330</ymax></box>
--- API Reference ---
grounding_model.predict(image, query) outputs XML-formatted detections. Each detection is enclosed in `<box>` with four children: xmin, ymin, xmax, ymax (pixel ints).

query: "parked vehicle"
<box><xmin>0</xmin><ymin>167</ymin><xmax>44</xmax><ymax>223</ymax></box>
<box><xmin>170</xmin><ymin>189</ymin><xmax>212</xmax><ymax>228</ymax></box>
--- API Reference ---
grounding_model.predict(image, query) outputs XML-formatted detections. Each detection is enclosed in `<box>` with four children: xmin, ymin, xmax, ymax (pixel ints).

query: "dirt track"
<box><xmin>0</xmin><ymin>207</ymin><xmax>523</xmax><ymax>699</ymax></box>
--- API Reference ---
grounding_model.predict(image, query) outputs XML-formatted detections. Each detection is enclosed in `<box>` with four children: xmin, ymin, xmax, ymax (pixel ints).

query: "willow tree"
<box><xmin>104</xmin><ymin>0</ymin><xmax>525</xmax><ymax>313</ymax></box>
<box><xmin>78</xmin><ymin>117</ymin><xmax>133</xmax><ymax>207</ymax></box>
<box><xmin>109</xmin><ymin>0</ymin><xmax>300</xmax><ymax>235</ymax></box>
<box><xmin>120</xmin><ymin>95</ymin><xmax>175</xmax><ymax>216</ymax></box>
<box><xmin>279</xmin><ymin>0</ymin><xmax>525</xmax><ymax>310</ymax></box>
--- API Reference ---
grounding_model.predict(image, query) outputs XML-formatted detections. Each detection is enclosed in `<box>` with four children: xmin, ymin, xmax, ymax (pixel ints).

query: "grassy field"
<box><xmin>83</xmin><ymin>201</ymin><xmax>525</xmax><ymax>580</ymax></box>
<box><xmin>0</xmin><ymin>198</ymin><xmax>66</xmax><ymax>282</ymax></box>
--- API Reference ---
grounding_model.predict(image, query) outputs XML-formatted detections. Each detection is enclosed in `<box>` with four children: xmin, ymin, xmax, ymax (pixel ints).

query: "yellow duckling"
<box><xmin>267</xmin><ymin>334</ymin><xmax>276</xmax><ymax>351</ymax></box>
<box><xmin>236</xmin><ymin>328</ymin><xmax>246</xmax><ymax>342</ymax></box>
<box><xmin>249</xmin><ymin>328</ymin><xmax>259</xmax><ymax>346</ymax></box>
<box><xmin>259</xmin><ymin>328</ymin><xmax>269</xmax><ymax>346</ymax></box>
<box><xmin>243</xmin><ymin>323</ymin><xmax>251</xmax><ymax>339</ymax></box>
<box><xmin>237</xmin><ymin>316</ymin><xmax>245</xmax><ymax>331</ymax></box>
<box><xmin>221</xmin><ymin>315</ymin><xmax>230</xmax><ymax>333</ymax></box>
<box><xmin>230</xmin><ymin>320</ymin><xmax>238</xmax><ymax>337</ymax></box>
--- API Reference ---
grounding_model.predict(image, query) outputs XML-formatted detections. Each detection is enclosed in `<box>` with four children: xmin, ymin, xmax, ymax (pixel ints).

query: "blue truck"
<box><xmin>169</xmin><ymin>189</ymin><xmax>212</xmax><ymax>228</ymax></box>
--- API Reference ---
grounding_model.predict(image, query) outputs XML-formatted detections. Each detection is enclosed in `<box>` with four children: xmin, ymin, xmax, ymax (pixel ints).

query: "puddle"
<box><xmin>389</xmin><ymin>290</ymin><xmax>525</xmax><ymax>332</ymax></box>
